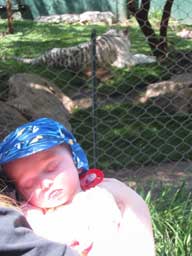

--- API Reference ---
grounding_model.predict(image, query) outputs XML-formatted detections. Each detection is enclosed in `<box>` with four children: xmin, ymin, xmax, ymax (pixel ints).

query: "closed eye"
<box><xmin>45</xmin><ymin>161</ymin><xmax>60</xmax><ymax>173</ymax></box>
<box><xmin>21</xmin><ymin>179</ymin><xmax>35</xmax><ymax>189</ymax></box>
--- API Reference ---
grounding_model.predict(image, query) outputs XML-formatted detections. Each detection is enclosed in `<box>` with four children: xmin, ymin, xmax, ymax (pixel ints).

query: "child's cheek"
<box><xmin>19</xmin><ymin>186</ymin><xmax>36</xmax><ymax>202</ymax></box>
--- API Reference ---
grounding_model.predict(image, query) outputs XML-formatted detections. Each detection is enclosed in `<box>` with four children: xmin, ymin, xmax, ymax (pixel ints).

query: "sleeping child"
<box><xmin>0</xmin><ymin>117</ymin><xmax>155</xmax><ymax>256</ymax></box>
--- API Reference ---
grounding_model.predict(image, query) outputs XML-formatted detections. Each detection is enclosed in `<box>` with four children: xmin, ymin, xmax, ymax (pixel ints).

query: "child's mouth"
<box><xmin>48</xmin><ymin>189</ymin><xmax>65</xmax><ymax>199</ymax></box>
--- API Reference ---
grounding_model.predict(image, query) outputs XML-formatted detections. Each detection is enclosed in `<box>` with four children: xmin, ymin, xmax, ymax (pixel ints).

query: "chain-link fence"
<box><xmin>0</xmin><ymin>1</ymin><xmax>192</xmax><ymax>187</ymax></box>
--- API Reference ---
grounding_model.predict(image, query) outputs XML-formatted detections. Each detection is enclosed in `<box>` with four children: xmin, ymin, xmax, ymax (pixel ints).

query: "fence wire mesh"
<box><xmin>0</xmin><ymin>1</ymin><xmax>192</xmax><ymax>186</ymax></box>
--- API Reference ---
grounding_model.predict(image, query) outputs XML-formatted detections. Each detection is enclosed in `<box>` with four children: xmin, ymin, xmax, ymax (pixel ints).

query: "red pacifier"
<box><xmin>80</xmin><ymin>168</ymin><xmax>104</xmax><ymax>190</ymax></box>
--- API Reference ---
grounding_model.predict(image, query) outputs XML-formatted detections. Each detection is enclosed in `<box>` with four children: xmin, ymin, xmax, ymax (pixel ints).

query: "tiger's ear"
<box><xmin>123</xmin><ymin>28</ymin><xmax>129</xmax><ymax>36</ymax></box>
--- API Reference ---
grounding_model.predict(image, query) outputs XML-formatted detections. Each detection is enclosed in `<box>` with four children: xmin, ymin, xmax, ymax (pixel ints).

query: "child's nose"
<box><xmin>41</xmin><ymin>179</ymin><xmax>53</xmax><ymax>190</ymax></box>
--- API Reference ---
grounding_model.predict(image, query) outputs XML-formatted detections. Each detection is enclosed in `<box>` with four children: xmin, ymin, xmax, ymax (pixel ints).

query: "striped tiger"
<box><xmin>12</xmin><ymin>29</ymin><xmax>156</xmax><ymax>70</ymax></box>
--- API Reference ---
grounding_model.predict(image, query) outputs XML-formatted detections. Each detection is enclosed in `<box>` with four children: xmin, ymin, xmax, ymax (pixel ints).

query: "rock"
<box><xmin>176</xmin><ymin>29</ymin><xmax>192</xmax><ymax>39</ymax></box>
<box><xmin>7</xmin><ymin>73</ymin><xmax>74</xmax><ymax>130</ymax></box>
<box><xmin>0</xmin><ymin>100</ymin><xmax>27</xmax><ymax>140</ymax></box>
<box><xmin>12</xmin><ymin>11</ymin><xmax>23</xmax><ymax>20</ymax></box>
<box><xmin>60</xmin><ymin>14</ymin><xmax>80</xmax><ymax>24</ymax></box>
<box><xmin>171</xmin><ymin>72</ymin><xmax>192</xmax><ymax>82</ymax></box>
<box><xmin>79</xmin><ymin>11</ymin><xmax>115</xmax><ymax>25</ymax></box>
<box><xmin>35</xmin><ymin>14</ymin><xmax>80</xmax><ymax>24</ymax></box>
<box><xmin>35</xmin><ymin>11</ymin><xmax>116</xmax><ymax>25</ymax></box>
<box><xmin>139</xmin><ymin>75</ymin><xmax>192</xmax><ymax>113</ymax></box>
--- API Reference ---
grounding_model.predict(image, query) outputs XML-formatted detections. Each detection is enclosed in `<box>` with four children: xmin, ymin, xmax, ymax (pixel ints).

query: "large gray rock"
<box><xmin>35</xmin><ymin>11</ymin><xmax>116</xmax><ymax>25</ymax></box>
<box><xmin>171</xmin><ymin>72</ymin><xmax>192</xmax><ymax>82</ymax></box>
<box><xmin>35</xmin><ymin>14</ymin><xmax>80</xmax><ymax>24</ymax></box>
<box><xmin>139</xmin><ymin>73</ymin><xmax>192</xmax><ymax>113</ymax></box>
<box><xmin>79</xmin><ymin>11</ymin><xmax>115</xmax><ymax>25</ymax></box>
<box><xmin>0</xmin><ymin>100</ymin><xmax>27</xmax><ymax>140</ymax></box>
<box><xmin>7</xmin><ymin>73</ymin><xmax>74</xmax><ymax>130</ymax></box>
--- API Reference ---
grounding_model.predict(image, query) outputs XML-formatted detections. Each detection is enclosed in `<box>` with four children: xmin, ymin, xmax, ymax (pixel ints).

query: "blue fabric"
<box><xmin>0</xmin><ymin>117</ymin><xmax>89</xmax><ymax>173</ymax></box>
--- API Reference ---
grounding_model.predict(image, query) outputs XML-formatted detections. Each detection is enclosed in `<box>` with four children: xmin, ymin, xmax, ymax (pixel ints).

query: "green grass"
<box><xmin>71</xmin><ymin>103</ymin><xmax>192</xmax><ymax>169</ymax></box>
<box><xmin>0</xmin><ymin>19</ymin><xmax>192</xmax><ymax>169</ymax></box>
<box><xmin>144</xmin><ymin>184</ymin><xmax>192</xmax><ymax>255</ymax></box>
<box><xmin>0</xmin><ymin>18</ymin><xmax>192</xmax><ymax>256</ymax></box>
<box><xmin>0</xmin><ymin>20</ymin><xmax>107</xmax><ymax>57</ymax></box>
<box><xmin>97</xmin><ymin>64</ymin><xmax>170</xmax><ymax>95</ymax></box>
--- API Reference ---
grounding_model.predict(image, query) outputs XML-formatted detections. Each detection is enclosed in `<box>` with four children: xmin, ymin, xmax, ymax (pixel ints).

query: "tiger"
<box><xmin>12</xmin><ymin>29</ymin><xmax>156</xmax><ymax>70</ymax></box>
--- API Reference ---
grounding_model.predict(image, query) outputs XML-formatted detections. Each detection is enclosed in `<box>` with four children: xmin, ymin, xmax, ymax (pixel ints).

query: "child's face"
<box><xmin>4</xmin><ymin>144</ymin><xmax>81</xmax><ymax>208</ymax></box>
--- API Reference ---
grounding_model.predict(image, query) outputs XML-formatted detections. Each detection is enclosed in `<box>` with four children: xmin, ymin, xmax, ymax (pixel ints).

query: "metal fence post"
<box><xmin>91</xmin><ymin>29</ymin><xmax>97</xmax><ymax>168</ymax></box>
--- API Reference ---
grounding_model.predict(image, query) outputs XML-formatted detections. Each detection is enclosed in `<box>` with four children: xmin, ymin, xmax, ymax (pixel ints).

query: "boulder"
<box><xmin>79</xmin><ymin>11</ymin><xmax>115</xmax><ymax>25</ymax></box>
<box><xmin>139</xmin><ymin>73</ymin><xmax>192</xmax><ymax>113</ymax></box>
<box><xmin>7</xmin><ymin>73</ymin><xmax>74</xmax><ymax>130</ymax></box>
<box><xmin>35</xmin><ymin>14</ymin><xmax>80</xmax><ymax>24</ymax></box>
<box><xmin>35</xmin><ymin>11</ymin><xmax>115</xmax><ymax>25</ymax></box>
<box><xmin>60</xmin><ymin>14</ymin><xmax>80</xmax><ymax>24</ymax></box>
<box><xmin>0</xmin><ymin>100</ymin><xmax>27</xmax><ymax>140</ymax></box>
<box><xmin>171</xmin><ymin>72</ymin><xmax>192</xmax><ymax>82</ymax></box>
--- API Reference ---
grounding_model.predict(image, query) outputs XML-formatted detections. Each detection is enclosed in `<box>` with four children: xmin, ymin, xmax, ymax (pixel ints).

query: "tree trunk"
<box><xmin>158</xmin><ymin>0</ymin><xmax>174</xmax><ymax>54</ymax></box>
<box><xmin>6</xmin><ymin>0</ymin><xmax>14</xmax><ymax>34</ymax></box>
<box><xmin>128</xmin><ymin>0</ymin><xmax>174</xmax><ymax>58</ymax></box>
<box><xmin>127</xmin><ymin>0</ymin><xmax>137</xmax><ymax>14</ymax></box>
<box><xmin>134</xmin><ymin>0</ymin><xmax>161</xmax><ymax>56</ymax></box>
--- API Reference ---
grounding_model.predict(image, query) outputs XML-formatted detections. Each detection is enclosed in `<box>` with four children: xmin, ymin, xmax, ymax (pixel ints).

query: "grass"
<box><xmin>0</xmin><ymin>20</ymin><xmax>106</xmax><ymax>57</ymax></box>
<box><xmin>144</xmin><ymin>184</ymin><xmax>192</xmax><ymax>255</ymax></box>
<box><xmin>1</xmin><ymin>17</ymin><xmax>192</xmax><ymax>256</ymax></box>
<box><xmin>71</xmin><ymin>103</ymin><xmax>192</xmax><ymax>169</ymax></box>
<box><xmin>0</xmin><ymin>18</ymin><xmax>192</xmax><ymax>169</ymax></box>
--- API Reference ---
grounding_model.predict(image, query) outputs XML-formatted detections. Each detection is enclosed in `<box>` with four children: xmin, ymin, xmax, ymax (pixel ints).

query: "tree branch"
<box><xmin>6</xmin><ymin>0</ymin><xmax>14</xmax><ymax>34</ymax></box>
<box><xmin>127</xmin><ymin>0</ymin><xmax>174</xmax><ymax>57</ymax></box>
<box><xmin>127</xmin><ymin>0</ymin><xmax>138</xmax><ymax>14</ymax></box>
<box><xmin>160</xmin><ymin>0</ymin><xmax>174</xmax><ymax>38</ymax></box>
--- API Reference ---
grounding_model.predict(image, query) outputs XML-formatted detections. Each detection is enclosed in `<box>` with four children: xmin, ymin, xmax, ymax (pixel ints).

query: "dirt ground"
<box><xmin>105</xmin><ymin>161</ymin><xmax>192</xmax><ymax>194</ymax></box>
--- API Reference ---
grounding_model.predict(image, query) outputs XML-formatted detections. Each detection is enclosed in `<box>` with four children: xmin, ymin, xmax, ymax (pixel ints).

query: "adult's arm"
<box><xmin>0</xmin><ymin>206</ymin><xmax>78</xmax><ymax>256</ymax></box>
<box><xmin>99</xmin><ymin>178</ymin><xmax>156</xmax><ymax>256</ymax></box>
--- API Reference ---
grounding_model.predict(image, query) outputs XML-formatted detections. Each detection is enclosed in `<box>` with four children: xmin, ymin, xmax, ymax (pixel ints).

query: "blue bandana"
<box><xmin>0</xmin><ymin>117</ymin><xmax>89</xmax><ymax>174</ymax></box>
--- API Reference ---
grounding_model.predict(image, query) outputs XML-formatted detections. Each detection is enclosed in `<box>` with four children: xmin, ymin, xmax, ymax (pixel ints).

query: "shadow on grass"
<box><xmin>71</xmin><ymin>102</ymin><xmax>192</xmax><ymax>170</ymax></box>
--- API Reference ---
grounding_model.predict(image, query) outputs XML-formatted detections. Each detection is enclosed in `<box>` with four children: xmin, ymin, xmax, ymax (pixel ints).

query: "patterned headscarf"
<box><xmin>0</xmin><ymin>117</ymin><xmax>89</xmax><ymax>174</ymax></box>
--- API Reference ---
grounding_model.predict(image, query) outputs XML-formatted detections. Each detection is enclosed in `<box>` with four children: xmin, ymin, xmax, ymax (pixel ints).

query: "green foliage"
<box><xmin>71</xmin><ymin>103</ymin><xmax>192</xmax><ymax>169</ymax></box>
<box><xmin>0</xmin><ymin>20</ymin><xmax>106</xmax><ymax>58</ymax></box>
<box><xmin>97</xmin><ymin>64</ymin><xmax>170</xmax><ymax>95</ymax></box>
<box><xmin>0</xmin><ymin>19</ymin><xmax>192</xmax><ymax>170</ymax></box>
<box><xmin>144</xmin><ymin>184</ymin><xmax>192</xmax><ymax>255</ymax></box>
<box><xmin>1</xmin><ymin>20</ymin><xmax>192</xmax><ymax>256</ymax></box>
